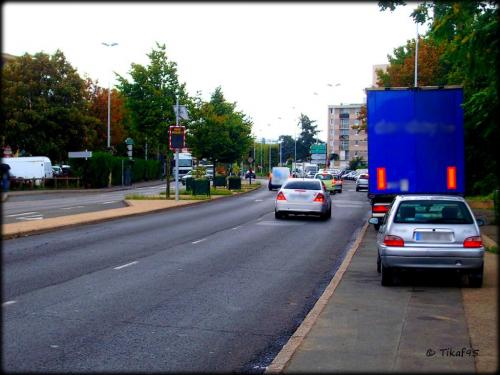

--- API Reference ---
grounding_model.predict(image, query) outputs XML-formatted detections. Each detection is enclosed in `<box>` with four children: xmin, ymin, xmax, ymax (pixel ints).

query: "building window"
<box><xmin>355</xmin><ymin>140</ymin><xmax>359</xmax><ymax>146</ymax></box>
<box><xmin>341</xmin><ymin>140</ymin><xmax>349</xmax><ymax>150</ymax></box>
<box><xmin>340</xmin><ymin>118</ymin><xmax>349</xmax><ymax>128</ymax></box>
<box><xmin>340</xmin><ymin>129</ymin><xmax>349</xmax><ymax>136</ymax></box>
<box><xmin>355</xmin><ymin>151</ymin><xmax>358</xmax><ymax>156</ymax></box>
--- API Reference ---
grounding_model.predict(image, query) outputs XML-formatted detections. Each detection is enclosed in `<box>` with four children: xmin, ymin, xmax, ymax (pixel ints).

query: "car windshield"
<box><xmin>283</xmin><ymin>180</ymin><xmax>321</xmax><ymax>190</ymax></box>
<box><xmin>394</xmin><ymin>200</ymin><xmax>474</xmax><ymax>224</ymax></box>
<box><xmin>315</xmin><ymin>174</ymin><xmax>333</xmax><ymax>180</ymax></box>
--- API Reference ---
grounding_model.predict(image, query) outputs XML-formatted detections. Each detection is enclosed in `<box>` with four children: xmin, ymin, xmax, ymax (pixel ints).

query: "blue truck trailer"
<box><xmin>366</xmin><ymin>86</ymin><xmax>464</xmax><ymax>228</ymax></box>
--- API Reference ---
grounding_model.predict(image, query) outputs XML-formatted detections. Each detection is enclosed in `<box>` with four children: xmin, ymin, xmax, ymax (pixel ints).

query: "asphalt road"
<box><xmin>3</xmin><ymin>181</ymin><xmax>370</xmax><ymax>372</ymax></box>
<box><xmin>2</xmin><ymin>183</ymin><xmax>170</xmax><ymax>223</ymax></box>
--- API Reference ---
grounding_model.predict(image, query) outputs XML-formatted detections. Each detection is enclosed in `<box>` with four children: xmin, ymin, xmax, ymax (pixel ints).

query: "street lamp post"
<box><xmin>102</xmin><ymin>42</ymin><xmax>118</xmax><ymax>150</ymax></box>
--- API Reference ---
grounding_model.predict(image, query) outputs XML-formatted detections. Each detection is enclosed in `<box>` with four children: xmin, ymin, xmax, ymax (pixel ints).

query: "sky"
<box><xmin>3</xmin><ymin>2</ymin><xmax>425</xmax><ymax>142</ymax></box>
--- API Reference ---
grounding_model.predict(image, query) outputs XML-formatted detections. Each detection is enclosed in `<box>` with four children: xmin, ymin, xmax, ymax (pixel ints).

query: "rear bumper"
<box><xmin>380</xmin><ymin>246</ymin><xmax>484</xmax><ymax>270</ymax></box>
<box><xmin>275</xmin><ymin>202</ymin><xmax>327</xmax><ymax>214</ymax></box>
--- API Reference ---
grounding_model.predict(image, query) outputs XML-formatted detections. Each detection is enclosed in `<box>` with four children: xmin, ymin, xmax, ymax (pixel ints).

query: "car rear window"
<box><xmin>283</xmin><ymin>180</ymin><xmax>321</xmax><ymax>190</ymax></box>
<box><xmin>315</xmin><ymin>174</ymin><xmax>333</xmax><ymax>180</ymax></box>
<box><xmin>359</xmin><ymin>174</ymin><xmax>369</xmax><ymax>179</ymax></box>
<box><xmin>394</xmin><ymin>200</ymin><xmax>474</xmax><ymax>224</ymax></box>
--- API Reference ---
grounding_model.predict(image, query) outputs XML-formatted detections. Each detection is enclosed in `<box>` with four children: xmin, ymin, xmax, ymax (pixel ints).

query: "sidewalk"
<box><xmin>268</xmin><ymin>225</ymin><xmax>498</xmax><ymax>373</ymax></box>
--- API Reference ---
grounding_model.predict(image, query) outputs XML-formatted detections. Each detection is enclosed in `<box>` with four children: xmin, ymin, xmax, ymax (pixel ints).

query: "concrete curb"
<box><xmin>265</xmin><ymin>221</ymin><xmax>370</xmax><ymax>373</ymax></box>
<box><xmin>481</xmin><ymin>233</ymin><xmax>497</xmax><ymax>249</ymax></box>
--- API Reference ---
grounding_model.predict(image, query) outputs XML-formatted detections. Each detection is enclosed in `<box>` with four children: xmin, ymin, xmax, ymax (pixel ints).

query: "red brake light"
<box><xmin>463</xmin><ymin>236</ymin><xmax>482</xmax><ymax>248</ymax></box>
<box><xmin>384</xmin><ymin>235</ymin><xmax>404</xmax><ymax>247</ymax></box>
<box><xmin>276</xmin><ymin>192</ymin><xmax>286</xmax><ymax>201</ymax></box>
<box><xmin>373</xmin><ymin>205</ymin><xmax>389</xmax><ymax>213</ymax></box>
<box><xmin>313</xmin><ymin>193</ymin><xmax>325</xmax><ymax>202</ymax></box>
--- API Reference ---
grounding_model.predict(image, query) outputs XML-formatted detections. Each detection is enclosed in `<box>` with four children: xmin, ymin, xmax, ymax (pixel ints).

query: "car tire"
<box><xmin>338</xmin><ymin>189</ymin><xmax>342</xmax><ymax>193</ymax></box>
<box><xmin>275</xmin><ymin>211</ymin><xmax>283</xmax><ymax>219</ymax></box>
<box><xmin>381</xmin><ymin>264</ymin><xmax>393</xmax><ymax>286</ymax></box>
<box><xmin>356</xmin><ymin>187</ymin><xmax>360</xmax><ymax>192</ymax></box>
<box><xmin>377</xmin><ymin>254</ymin><xmax>381</xmax><ymax>273</ymax></box>
<box><xmin>374</xmin><ymin>223</ymin><xmax>380</xmax><ymax>231</ymax></box>
<box><xmin>468</xmin><ymin>265</ymin><xmax>483</xmax><ymax>288</ymax></box>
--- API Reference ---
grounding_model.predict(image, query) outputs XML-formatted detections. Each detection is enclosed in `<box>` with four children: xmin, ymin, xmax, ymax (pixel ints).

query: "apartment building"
<box><xmin>327</xmin><ymin>103</ymin><xmax>367</xmax><ymax>168</ymax></box>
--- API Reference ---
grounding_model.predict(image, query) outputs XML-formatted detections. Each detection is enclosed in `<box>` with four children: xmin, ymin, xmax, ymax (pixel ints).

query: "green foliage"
<box><xmin>116</xmin><ymin>42</ymin><xmax>190</xmax><ymax>159</ymax></box>
<box><xmin>1</xmin><ymin>50</ymin><xmax>100</xmax><ymax>162</ymax></box>
<box><xmin>187</xmin><ymin>87</ymin><xmax>253</xmax><ymax>166</ymax></box>
<box><xmin>379</xmin><ymin>1</ymin><xmax>499</xmax><ymax>195</ymax></box>
<box><xmin>349</xmin><ymin>156</ymin><xmax>367</xmax><ymax>170</ymax></box>
<box><xmin>192</xmin><ymin>165</ymin><xmax>207</xmax><ymax>179</ymax></box>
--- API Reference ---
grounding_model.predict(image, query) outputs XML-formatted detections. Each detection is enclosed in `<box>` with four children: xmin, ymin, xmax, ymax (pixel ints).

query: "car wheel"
<box><xmin>356</xmin><ymin>187</ymin><xmax>360</xmax><ymax>192</ymax></box>
<box><xmin>468</xmin><ymin>265</ymin><xmax>483</xmax><ymax>288</ymax></box>
<box><xmin>374</xmin><ymin>223</ymin><xmax>380</xmax><ymax>231</ymax></box>
<box><xmin>338</xmin><ymin>189</ymin><xmax>342</xmax><ymax>193</ymax></box>
<box><xmin>275</xmin><ymin>211</ymin><xmax>282</xmax><ymax>219</ymax></box>
<box><xmin>381</xmin><ymin>264</ymin><xmax>394</xmax><ymax>286</ymax></box>
<box><xmin>377</xmin><ymin>254</ymin><xmax>381</xmax><ymax>273</ymax></box>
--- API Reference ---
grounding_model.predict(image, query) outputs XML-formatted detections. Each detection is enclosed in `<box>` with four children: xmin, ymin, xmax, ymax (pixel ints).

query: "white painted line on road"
<box><xmin>101</xmin><ymin>201</ymin><xmax>118</xmax><ymax>205</ymax></box>
<box><xmin>61</xmin><ymin>206</ymin><xmax>85</xmax><ymax>210</ymax></box>
<box><xmin>255</xmin><ymin>199</ymin><xmax>264</xmax><ymax>202</ymax></box>
<box><xmin>113</xmin><ymin>261</ymin><xmax>138</xmax><ymax>270</ymax></box>
<box><xmin>231</xmin><ymin>226</ymin><xmax>242</xmax><ymax>230</ymax></box>
<box><xmin>192</xmin><ymin>238</ymin><xmax>207</xmax><ymax>244</ymax></box>
<box><xmin>7</xmin><ymin>212</ymin><xmax>38</xmax><ymax>217</ymax></box>
<box><xmin>17</xmin><ymin>216</ymin><xmax>43</xmax><ymax>221</ymax></box>
<box><xmin>3</xmin><ymin>300</ymin><xmax>17</xmax><ymax>306</ymax></box>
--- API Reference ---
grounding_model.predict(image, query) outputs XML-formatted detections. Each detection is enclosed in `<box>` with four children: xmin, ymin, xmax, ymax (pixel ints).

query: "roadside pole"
<box><xmin>175</xmin><ymin>95</ymin><xmax>180</xmax><ymax>202</ymax></box>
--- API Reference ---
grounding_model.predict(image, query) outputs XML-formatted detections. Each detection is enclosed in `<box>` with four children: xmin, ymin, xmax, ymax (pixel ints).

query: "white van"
<box><xmin>2</xmin><ymin>156</ymin><xmax>53</xmax><ymax>179</ymax></box>
<box><xmin>268</xmin><ymin>167</ymin><xmax>290</xmax><ymax>191</ymax></box>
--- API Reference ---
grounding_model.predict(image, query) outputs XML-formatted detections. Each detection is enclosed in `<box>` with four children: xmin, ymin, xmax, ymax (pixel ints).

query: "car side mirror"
<box><xmin>369</xmin><ymin>218</ymin><xmax>379</xmax><ymax>225</ymax></box>
<box><xmin>476</xmin><ymin>218</ymin><xmax>485</xmax><ymax>227</ymax></box>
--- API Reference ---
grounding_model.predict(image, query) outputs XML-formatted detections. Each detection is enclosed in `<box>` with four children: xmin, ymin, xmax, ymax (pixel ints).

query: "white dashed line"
<box><xmin>192</xmin><ymin>238</ymin><xmax>207</xmax><ymax>244</ymax></box>
<box><xmin>2</xmin><ymin>300</ymin><xmax>17</xmax><ymax>307</ymax></box>
<box><xmin>7</xmin><ymin>212</ymin><xmax>38</xmax><ymax>217</ymax></box>
<box><xmin>113</xmin><ymin>261</ymin><xmax>138</xmax><ymax>270</ymax></box>
<box><xmin>101</xmin><ymin>201</ymin><xmax>118</xmax><ymax>205</ymax></box>
<box><xmin>231</xmin><ymin>226</ymin><xmax>242</xmax><ymax>230</ymax></box>
<box><xmin>17</xmin><ymin>216</ymin><xmax>43</xmax><ymax>221</ymax></box>
<box><xmin>61</xmin><ymin>206</ymin><xmax>85</xmax><ymax>210</ymax></box>
<box><xmin>255</xmin><ymin>199</ymin><xmax>263</xmax><ymax>202</ymax></box>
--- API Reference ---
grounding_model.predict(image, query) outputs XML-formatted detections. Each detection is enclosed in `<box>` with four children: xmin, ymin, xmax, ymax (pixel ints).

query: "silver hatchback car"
<box><xmin>275</xmin><ymin>179</ymin><xmax>331</xmax><ymax>220</ymax></box>
<box><xmin>370</xmin><ymin>195</ymin><xmax>485</xmax><ymax>287</ymax></box>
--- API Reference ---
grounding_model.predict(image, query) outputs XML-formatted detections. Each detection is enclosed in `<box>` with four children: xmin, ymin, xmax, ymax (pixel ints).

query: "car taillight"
<box><xmin>313</xmin><ymin>193</ymin><xmax>325</xmax><ymax>202</ymax></box>
<box><xmin>384</xmin><ymin>235</ymin><xmax>404</xmax><ymax>247</ymax></box>
<box><xmin>373</xmin><ymin>205</ymin><xmax>389</xmax><ymax>213</ymax></box>
<box><xmin>276</xmin><ymin>192</ymin><xmax>286</xmax><ymax>201</ymax></box>
<box><xmin>463</xmin><ymin>236</ymin><xmax>482</xmax><ymax>248</ymax></box>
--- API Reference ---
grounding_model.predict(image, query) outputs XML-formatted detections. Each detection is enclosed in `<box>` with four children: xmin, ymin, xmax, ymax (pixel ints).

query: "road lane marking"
<box><xmin>255</xmin><ymin>199</ymin><xmax>264</xmax><ymax>202</ymax></box>
<box><xmin>2</xmin><ymin>300</ymin><xmax>17</xmax><ymax>306</ymax></box>
<box><xmin>231</xmin><ymin>226</ymin><xmax>242</xmax><ymax>230</ymax></box>
<box><xmin>17</xmin><ymin>216</ymin><xmax>43</xmax><ymax>221</ymax></box>
<box><xmin>7</xmin><ymin>212</ymin><xmax>38</xmax><ymax>217</ymax></box>
<box><xmin>114</xmin><ymin>261</ymin><xmax>138</xmax><ymax>270</ymax></box>
<box><xmin>101</xmin><ymin>201</ymin><xmax>118</xmax><ymax>205</ymax></box>
<box><xmin>61</xmin><ymin>206</ymin><xmax>85</xmax><ymax>210</ymax></box>
<box><xmin>192</xmin><ymin>238</ymin><xmax>207</xmax><ymax>244</ymax></box>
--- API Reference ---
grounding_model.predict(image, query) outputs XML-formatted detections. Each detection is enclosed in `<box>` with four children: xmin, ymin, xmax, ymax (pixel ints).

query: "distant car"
<box><xmin>314</xmin><ymin>172</ymin><xmax>336</xmax><ymax>194</ymax></box>
<box><xmin>61</xmin><ymin>164</ymin><xmax>71</xmax><ymax>176</ymax></box>
<box><xmin>244</xmin><ymin>170</ymin><xmax>256</xmax><ymax>179</ymax></box>
<box><xmin>332</xmin><ymin>174</ymin><xmax>343</xmax><ymax>193</ymax></box>
<box><xmin>52</xmin><ymin>165</ymin><xmax>63</xmax><ymax>177</ymax></box>
<box><xmin>356</xmin><ymin>173</ymin><xmax>369</xmax><ymax>191</ymax></box>
<box><xmin>305</xmin><ymin>170</ymin><xmax>316</xmax><ymax>178</ymax></box>
<box><xmin>342</xmin><ymin>170</ymin><xmax>358</xmax><ymax>180</ymax></box>
<box><xmin>371</xmin><ymin>195</ymin><xmax>485</xmax><ymax>287</ymax></box>
<box><xmin>180</xmin><ymin>170</ymin><xmax>211</xmax><ymax>185</ymax></box>
<box><xmin>275</xmin><ymin>179</ymin><xmax>332</xmax><ymax>220</ymax></box>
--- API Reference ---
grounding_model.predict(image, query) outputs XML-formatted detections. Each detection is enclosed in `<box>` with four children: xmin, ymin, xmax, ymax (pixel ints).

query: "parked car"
<box><xmin>314</xmin><ymin>172</ymin><xmax>336</xmax><ymax>194</ymax></box>
<box><xmin>356</xmin><ymin>173</ymin><xmax>369</xmax><ymax>191</ymax></box>
<box><xmin>275</xmin><ymin>179</ymin><xmax>331</xmax><ymax>220</ymax></box>
<box><xmin>370</xmin><ymin>195</ymin><xmax>485</xmax><ymax>287</ymax></box>
<box><xmin>342</xmin><ymin>170</ymin><xmax>358</xmax><ymax>180</ymax></box>
<box><xmin>244</xmin><ymin>170</ymin><xmax>256</xmax><ymax>179</ymax></box>
<box><xmin>180</xmin><ymin>170</ymin><xmax>211</xmax><ymax>185</ymax></box>
<box><xmin>52</xmin><ymin>165</ymin><xmax>63</xmax><ymax>177</ymax></box>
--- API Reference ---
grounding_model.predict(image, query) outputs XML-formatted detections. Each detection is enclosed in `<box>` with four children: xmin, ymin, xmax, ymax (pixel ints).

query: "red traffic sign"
<box><xmin>169</xmin><ymin>126</ymin><xmax>185</xmax><ymax>150</ymax></box>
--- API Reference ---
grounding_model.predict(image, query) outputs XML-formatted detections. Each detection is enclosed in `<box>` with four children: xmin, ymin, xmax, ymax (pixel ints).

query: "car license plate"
<box><xmin>414</xmin><ymin>231</ymin><xmax>453</xmax><ymax>242</ymax></box>
<box><xmin>290</xmin><ymin>193</ymin><xmax>309</xmax><ymax>201</ymax></box>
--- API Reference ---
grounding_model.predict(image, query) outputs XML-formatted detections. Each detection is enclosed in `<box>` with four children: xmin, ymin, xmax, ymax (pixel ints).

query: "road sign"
<box><xmin>310</xmin><ymin>144</ymin><xmax>326</xmax><ymax>154</ymax></box>
<box><xmin>169</xmin><ymin>126</ymin><xmax>185</xmax><ymax>150</ymax></box>
<box><xmin>68</xmin><ymin>151</ymin><xmax>92</xmax><ymax>158</ymax></box>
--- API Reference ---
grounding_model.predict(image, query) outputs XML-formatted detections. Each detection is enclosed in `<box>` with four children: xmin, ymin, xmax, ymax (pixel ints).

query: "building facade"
<box><xmin>327</xmin><ymin>103</ymin><xmax>367</xmax><ymax>168</ymax></box>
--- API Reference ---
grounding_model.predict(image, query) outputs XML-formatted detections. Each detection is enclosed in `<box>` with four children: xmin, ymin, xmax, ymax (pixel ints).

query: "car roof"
<box><xmin>395</xmin><ymin>195</ymin><xmax>466</xmax><ymax>202</ymax></box>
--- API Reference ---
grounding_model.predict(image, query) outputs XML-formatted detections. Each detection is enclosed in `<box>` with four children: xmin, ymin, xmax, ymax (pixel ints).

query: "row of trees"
<box><xmin>2</xmin><ymin>42</ymin><xmax>323</xmax><ymax>174</ymax></box>
<box><xmin>372</xmin><ymin>1</ymin><xmax>498</xmax><ymax>195</ymax></box>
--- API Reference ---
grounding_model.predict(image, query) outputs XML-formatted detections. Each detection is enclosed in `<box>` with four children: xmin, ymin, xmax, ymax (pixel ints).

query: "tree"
<box><xmin>116</xmin><ymin>42</ymin><xmax>189</xmax><ymax>159</ymax></box>
<box><xmin>379</xmin><ymin>1</ymin><xmax>498</xmax><ymax>195</ymax></box>
<box><xmin>296</xmin><ymin>114</ymin><xmax>322</xmax><ymax>161</ymax></box>
<box><xmin>87</xmin><ymin>79</ymin><xmax>129</xmax><ymax>152</ymax></box>
<box><xmin>187</xmin><ymin>87</ymin><xmax>253</xmax><ymax>175</ymax></box>
<box><xmin>279</xmin><ymin>135</ymin><xmax>296</xmax><ymax>164</ymax></box>
<box><xmin>1</xmin><ymin>50</ymin><xmax>99</xmax><ymax>162</ymax></box>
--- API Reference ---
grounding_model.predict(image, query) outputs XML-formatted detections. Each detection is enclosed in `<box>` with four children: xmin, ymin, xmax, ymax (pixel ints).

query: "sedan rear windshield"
<box><xmin>315</xmin><ymin>174</ymin><xmax>333</xmax><ymax>180</ymax></box>
<box><xmin>394</xmin><ymin>200</ymin><xmax>474</xmax><ymax>224</ymax></box>
<box><xmin>283</xmin><ymin>180</ymin><xmax>321</xmax><ymax>190</ymax></box>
